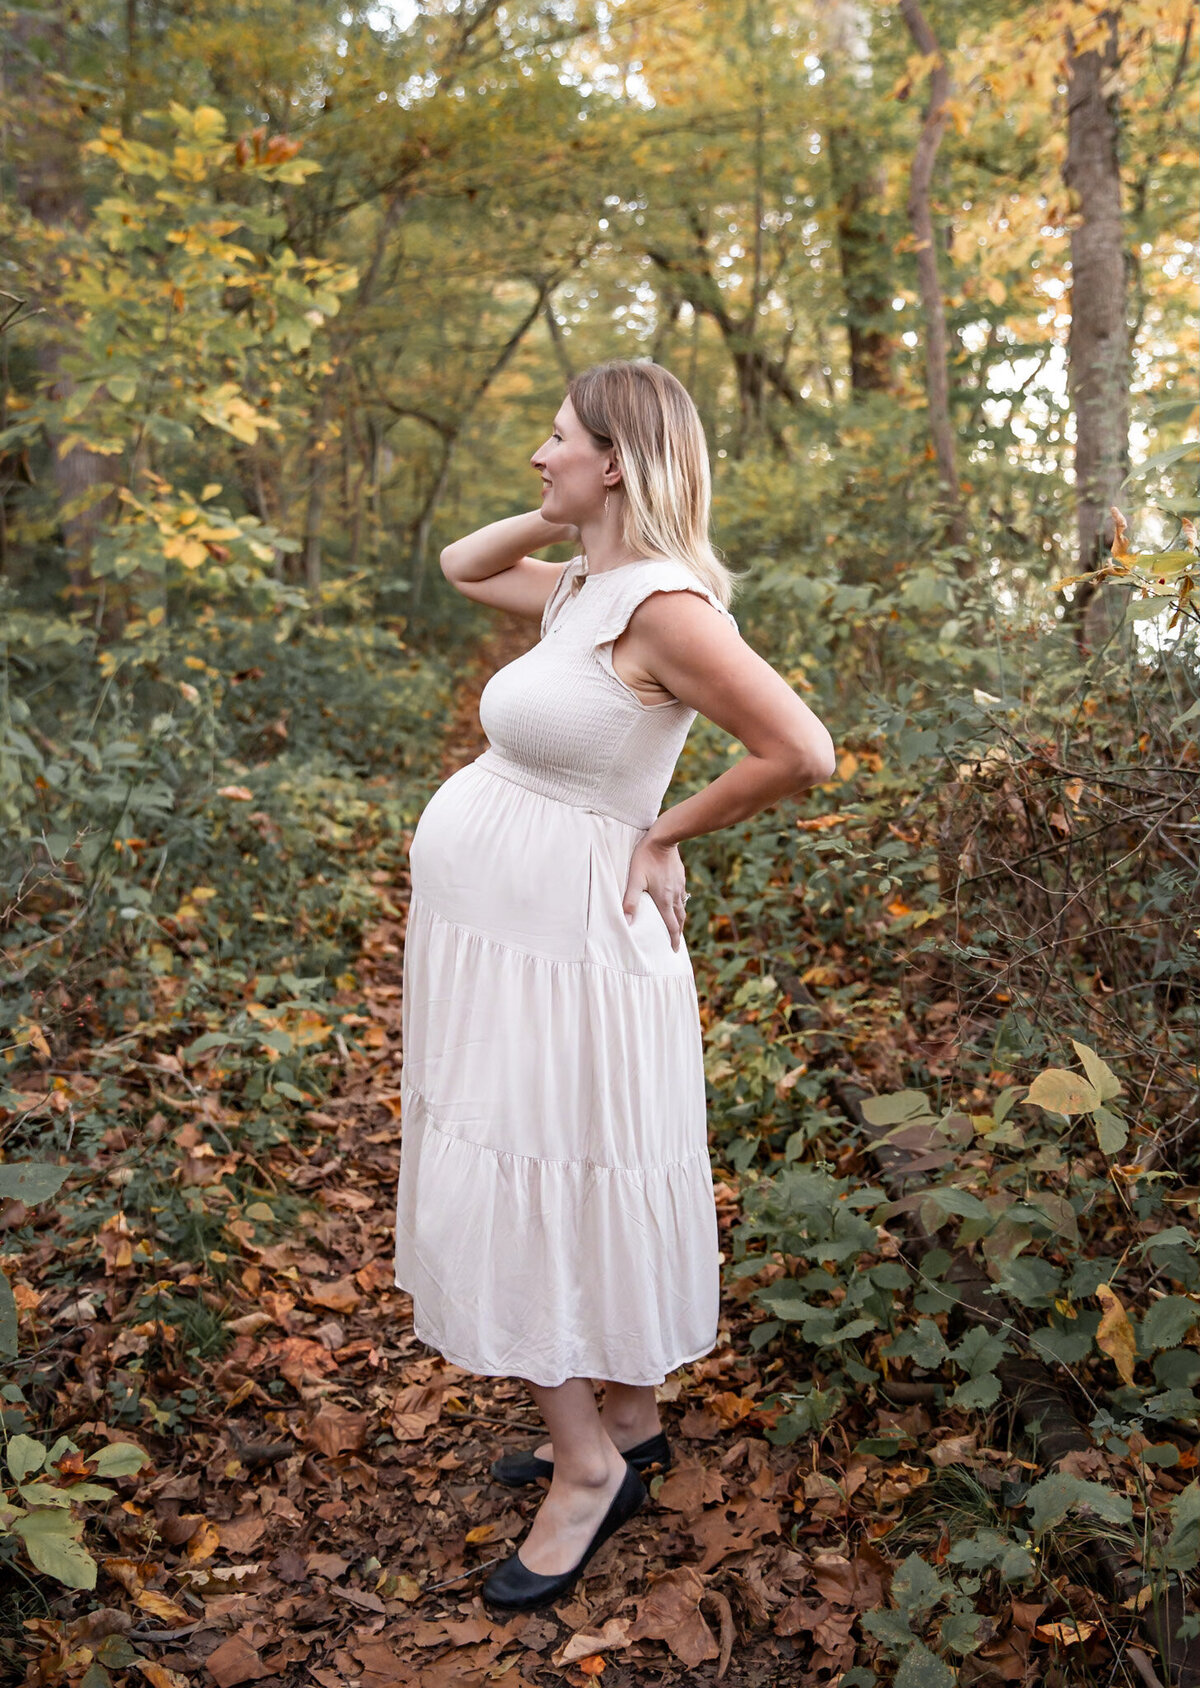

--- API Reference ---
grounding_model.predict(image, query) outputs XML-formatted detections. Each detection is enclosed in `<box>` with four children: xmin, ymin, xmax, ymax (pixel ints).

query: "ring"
<box><xmin>682</xmin><ymin>892</ymin><xmax>690</xmax><ymax>903</ymax></box>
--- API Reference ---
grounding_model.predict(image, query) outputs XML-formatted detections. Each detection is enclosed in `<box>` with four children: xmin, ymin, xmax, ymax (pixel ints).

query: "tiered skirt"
<box><xmin>393</xmin><ymin>759</ymin><xmax>720</xmax><ymax>1388</ymax></box>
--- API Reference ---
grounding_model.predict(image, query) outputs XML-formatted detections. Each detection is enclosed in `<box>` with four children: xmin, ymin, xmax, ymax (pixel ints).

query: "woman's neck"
<box><xmin>577</xmin><ymin>506</ymin><xmax>642</xmax><ymax>575</ymax></box>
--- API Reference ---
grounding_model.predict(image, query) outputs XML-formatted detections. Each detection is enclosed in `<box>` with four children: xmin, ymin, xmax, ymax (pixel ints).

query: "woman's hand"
<box><xmin>622</xmin><ymin>833</ymin><xmax>688</xmax><ymax>951</ymax></box>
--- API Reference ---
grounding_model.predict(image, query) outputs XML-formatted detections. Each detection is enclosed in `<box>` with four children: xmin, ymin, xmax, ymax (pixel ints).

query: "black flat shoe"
<box><xmin>490</xmin><ymin>1428</ymin><xmax>670</xmax><ymax>1487</ymax></box>
<box><xmin>481</xmin><ymin>1459</ymin><xmax>648</xmax><ymax>1612</ymax></box>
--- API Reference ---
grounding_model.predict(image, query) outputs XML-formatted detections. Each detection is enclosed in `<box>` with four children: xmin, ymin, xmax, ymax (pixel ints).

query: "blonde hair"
<box><xmin>567</xmin><ymin>360</ymin><xmax>737</xmax><ymax>611</ymax></box>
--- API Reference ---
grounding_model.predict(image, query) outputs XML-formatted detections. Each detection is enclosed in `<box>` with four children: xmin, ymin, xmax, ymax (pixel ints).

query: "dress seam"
<box><xmin>410</xmin><ymin>892</ymin><xmax>696</xmax><ymax>983</ymax></box>
<box><xmin>403</xmin><ymin>1082</ymin><xmax>712</xmax><ymax>1176</ymax></box>
<box><xmin>472</xmin><ymin>750</ymin><xmax>654</xmax><ymax>831</ymax></box>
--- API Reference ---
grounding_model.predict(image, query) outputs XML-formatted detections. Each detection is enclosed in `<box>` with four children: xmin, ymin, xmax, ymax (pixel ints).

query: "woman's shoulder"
<box><xmin>628</xmin><ymin>558</ymin><xmax>738</xmax><ymax>627</ymax></box>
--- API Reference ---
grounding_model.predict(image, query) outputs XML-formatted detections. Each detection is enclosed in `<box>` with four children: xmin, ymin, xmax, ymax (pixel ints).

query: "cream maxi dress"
<box><xmin>393</xmin><ymin>554</ymin><xmax>738</xmax><ymax>1388</ymax></box>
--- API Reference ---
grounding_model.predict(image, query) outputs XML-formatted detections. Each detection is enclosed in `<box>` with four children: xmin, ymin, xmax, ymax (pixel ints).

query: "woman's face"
<box><xmin>530</xmin><ymin>396</ymin><xmax>612</xmax><ymax>527</ymax></box>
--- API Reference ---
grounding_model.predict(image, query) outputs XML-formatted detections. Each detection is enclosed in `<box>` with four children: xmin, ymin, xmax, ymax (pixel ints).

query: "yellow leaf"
<box><xmin>134</xmin><ymin>1663</ymin><xmax>191</xmax><ymax>1688</ymax></box>
<box><xmin>986</xmin><ymin>277</ymin><xmax>1006</xmax><ymax>306</ymax></box>
<box><xmin>465</xmin><ymin>1523</ymin><xmax>506</xmax><ymax>1543</ymax></box>
<box><xmin>134</xmin><ymin>1589</ymin><xmax>191</xmax><ymax>1623</ymax></box>
<box><xmin>217</xmin><ymin>785</ymin><xmax>254</xmax><ymax>800</ymax></box>
<box><xmin>1095</xmin><ymin>1284</ymin><xmax>1137</xmax><ymax>1385</ymax></box>
<box><xmin>1025</xmin><ymin>1067</ymin><xmax>1100</xmax><ymax>1116</ymax></box>
<box><xmin>184</xmin><ymin>1519</ymin><xmax>220</xmax><ymax>1562</ymax></box>
<box><xmin>200</xmin><ymin>483</ymin><xmax>222</xmax><ymax>501</ymax></box>
<box><xmin>290</xmin><ymin>1010</ymin><xmax>332</xmax><ymax>1047</ymax></box>
<box><xmin>1035</xmin><ymin>1619</ymin><xmax>1098</xmax><ymax>1645</ymax></box>
<box><xmin>192</xmin><ymin>106</ymin><xmax>227</xmax><ymax>140</ymax></box>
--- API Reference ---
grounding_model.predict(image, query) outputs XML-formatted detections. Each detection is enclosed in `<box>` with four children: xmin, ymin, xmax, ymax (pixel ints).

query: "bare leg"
<box><xmin>517</xmin><ymin>1377</ymin><xmax>630</xmax><ymax>1576</ymax></box>
<box><xmin>532</xmin><ymin>1379</ymin><xmax>662</xmax><ymax>1463</ymax></box>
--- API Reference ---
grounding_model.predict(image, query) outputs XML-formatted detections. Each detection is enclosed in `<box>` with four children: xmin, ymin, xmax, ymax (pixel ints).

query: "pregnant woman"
<box><xmin>393</xmin><ymin>359</ymin><xmax>835</xmax><ymax>1612</ymax></box>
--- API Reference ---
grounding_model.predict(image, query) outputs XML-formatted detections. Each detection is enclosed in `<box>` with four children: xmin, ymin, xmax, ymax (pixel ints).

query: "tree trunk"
<box><xmin>10</xmin><ymin>5</ymin><xmax>120</xmax><ymax>604</ymax></box>
<box><xmin>820</xmin><ymin>0</ymin><xmax>894</xmax><ymax>396</ymax></box>
<box><xmin>302</xmin><ymin>382</ymin><xmax>334</xmax><ymax>612</ymax></box>
<box><xmin>899</xmin><ymin>0</ymin><xmax>969</xmax><ymax>562</ymax></box>
<box><xmin>1063</xmin><ymin>12</ymin><xmax>1131</xmax><ymax>651</ymax></box>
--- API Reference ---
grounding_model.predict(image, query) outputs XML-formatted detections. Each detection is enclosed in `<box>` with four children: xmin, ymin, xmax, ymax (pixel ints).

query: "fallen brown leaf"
<box><xmin>629</xmin><ymin>1565</ymin><xmax>720</xmax><ymax>1667</ymax></box>
<box><xmin>203</xmin><ymin>1635</ymin><xmax>268</xmax><ymax>1687</ymax></box>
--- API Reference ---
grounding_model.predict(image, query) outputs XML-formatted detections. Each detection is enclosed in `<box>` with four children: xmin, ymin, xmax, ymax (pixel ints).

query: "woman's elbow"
<box><xmin>787</xmin><ymin>732</ymin><xmax>837</xmax><ymax>789</ymax></box>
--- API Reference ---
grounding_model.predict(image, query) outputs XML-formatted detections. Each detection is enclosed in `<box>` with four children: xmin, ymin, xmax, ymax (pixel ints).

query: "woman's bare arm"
<box><xmin>440</xmin><ymin>511</ymin><xmax>577</xmax><ymax>623</ymax></box>
<box><xmin>619</xmin><ymin>590</ymin><xmax>837</xmax><ymax>946</ymax></box>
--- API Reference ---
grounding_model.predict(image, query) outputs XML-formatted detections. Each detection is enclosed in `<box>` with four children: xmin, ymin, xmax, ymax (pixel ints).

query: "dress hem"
<box><xmin>395</xmin><ymin>1291</ymin><xmax>720</xmax><ymax>1390</ymax></box>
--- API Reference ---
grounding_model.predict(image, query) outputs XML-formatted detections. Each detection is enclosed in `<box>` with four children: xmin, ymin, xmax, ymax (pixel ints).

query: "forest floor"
<box><xmin>11</xmin><ymin>617</ymin><xmax>884</xmax><ymax>1688</ymax></box>
<box><xmin>12</xmin><ymin>620</ymin><xmax>1069</xmax><ymax>1688</ymax></box>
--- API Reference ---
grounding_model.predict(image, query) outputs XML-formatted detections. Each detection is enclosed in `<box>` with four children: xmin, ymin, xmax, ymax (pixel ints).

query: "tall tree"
<box><xmin>898</xmin><ymin>0</ymin><xmax>967</xmax><ymax>559</ymax></box>
<box><xmin>819</xmin><ymin>0</ymin><xmax>895</xmax><ymax>396</ymax></box>
<box><xmin>1062</xmin><ymin>8</ymin><xmax>1130</xmax><ymax>648</ymax></box>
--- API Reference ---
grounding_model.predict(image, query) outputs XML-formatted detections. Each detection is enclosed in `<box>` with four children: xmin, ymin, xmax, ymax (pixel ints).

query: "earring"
<box><xmin>604</xmin><ymin>490</ymin><xmax>610</xmax><ymax>516</ymax></box>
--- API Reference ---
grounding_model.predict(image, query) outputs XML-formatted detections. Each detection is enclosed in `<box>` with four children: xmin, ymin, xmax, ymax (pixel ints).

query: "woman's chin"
<box><xmin>542</xmin><ymin>499</ymin><xmax>573</xmax><ymax>529</ymax></box>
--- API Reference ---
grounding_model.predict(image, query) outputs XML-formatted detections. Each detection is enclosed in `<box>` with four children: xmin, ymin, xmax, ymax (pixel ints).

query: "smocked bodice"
<box><xmin>474</xmin><ymin>555</ymin><xmax>738</xmax><ymax>830</ymax></box>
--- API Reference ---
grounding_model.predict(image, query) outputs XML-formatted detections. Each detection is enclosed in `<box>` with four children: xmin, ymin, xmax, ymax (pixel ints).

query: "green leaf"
<box><xmin>0</xmin><ymin>1272</ymin><xmax>17</xmax><ymax>1359</ymax></box>
<box><xmin>1025</xmin><ymin>1068</ymin><xmax>1100</xmax><ymax>1116</ymax></box>
<box><xmin>0</xmin><ymin>1162</ymin><xmax>71</xmax><ymax>1204</ymax></box>
<box><xmin>1123</xmin><ymin>439</ymin><xmax>1200</xmax><ymax>479</ymax></box>
<box><xmin>862</xmin><ymin>1609</ymin><xmax>917</xmax><ymax>1651</ymax></box>
<box><xmin>1033</xmin><ymin>1319</ymin><xmax>1096</xmax><ymax>1367</ymax></box>
<box><xmin>1140</xmin><ymin>1297</ymin><xmax>1200</xmax><ymax>1352</ymax></box>
<box><xmin>21</xmin><ymin>1480</ymin><xmax>114</xmax><ymax>1505</ymax></box>
<box><xmin>1169</xmin><ymin>698</ymin><xmax>1200</xmax><ymax>732</ymax></box>
<box><xmin>884</xmin><ymin>1319</ymin><xmax>951</xmax><ymax>1371</ymax></box>
<box><xmin>939</xmin><ymin>1611</ymin><xmax>985</xmax><ymax>1656</ymax></box>
<box><xmin>1024</xmin><ymin>1473</ymin><xmax>1133</xmax><ymax>1535</ymax></box>
<box><xmin>1070</xmin><ymin>1041</ymin><xmax>1122</xmax><ymax>1101</ymax></box>
<box><xmin>1093</xmin><ymin>1108</ymin><xmax>1129</xmax><ymax>1157</ymax></box>
<box><xmin>6</xmin><ymin>1434</ymin><xmax>47</xmax><ymax>1482</ymax></box>
<box><xmin>894</xmin><ymin>1642</ymin><xmax>957</xmax><ymax>1688</ymax></box>
<box><xmin>947</xmin><ymin>1528</ymin><xmax>1036</xmax><ymax>1582</ymax></box>
<box><xmin>88</xmin><ymin>1442</ymin><xmax>151</xmax><ymax>1478</ymax></box>
<box><xmin>1164</xmin><ymin>1480</ymin><xmax>1200</xmax><ymax>1571</ymax></box>
<box><xmin>949</xmin><ymin>1373</ymin><xmax>1002</xmax><ymax>1410</ymax></box>
<box><xmin>1140</xmin><ymin>1228</ymin><xmax>1199</xmax><ymax>1256</ymax></box>
<box><xmin>11</xmin><ymin>1507</ymin><xmax>97</xmax><ymax>1589</ymax></box>
<box><xmin>891</xmin><ymin>1553</ymin><xmax>945</xmax><ymax>1622</ymax></box>
<box><xmin>951</xmin><ymin>1325</ymin><xmax>1010</xmax><ymax>1378</ymax></box>
<box><xmin>992</xmin><ymin>1256</ymin><xmax>1064</xmax><ymax>1309</ymax></box>
<box><xmin>95</xmin><ymin>1634</ymin><xmax>139</xmax><ymax>1668</ymax></box>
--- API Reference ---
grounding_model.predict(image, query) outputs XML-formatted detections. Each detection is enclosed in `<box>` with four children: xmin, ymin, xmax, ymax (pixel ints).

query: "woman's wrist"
<box><xmin>442</xmin><ymin>511</ymin><xmax>575</xmax><ymax>582</ymax></box>
<box><xmin>641</xmin><ymin>822</ymin><xmax>681</xmax><ymax>852</ymax></box>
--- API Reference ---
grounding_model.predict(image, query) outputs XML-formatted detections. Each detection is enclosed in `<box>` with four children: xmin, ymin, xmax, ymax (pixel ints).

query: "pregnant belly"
<box><xmin>409</xmin><ymin>761</ymin><xmax>695</xmax><ymax>981</ymax></box>
<box><xmin>408</xmin><ymin>762</ymin><xmax>593</xmax><ymax>962</ymax></box>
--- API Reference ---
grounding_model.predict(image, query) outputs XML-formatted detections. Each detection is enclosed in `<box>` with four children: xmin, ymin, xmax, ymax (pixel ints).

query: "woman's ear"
<box><xmin>604</xmin><ymin>451</ymin><xmax>622</xmax><ymax>490</ymax></box>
